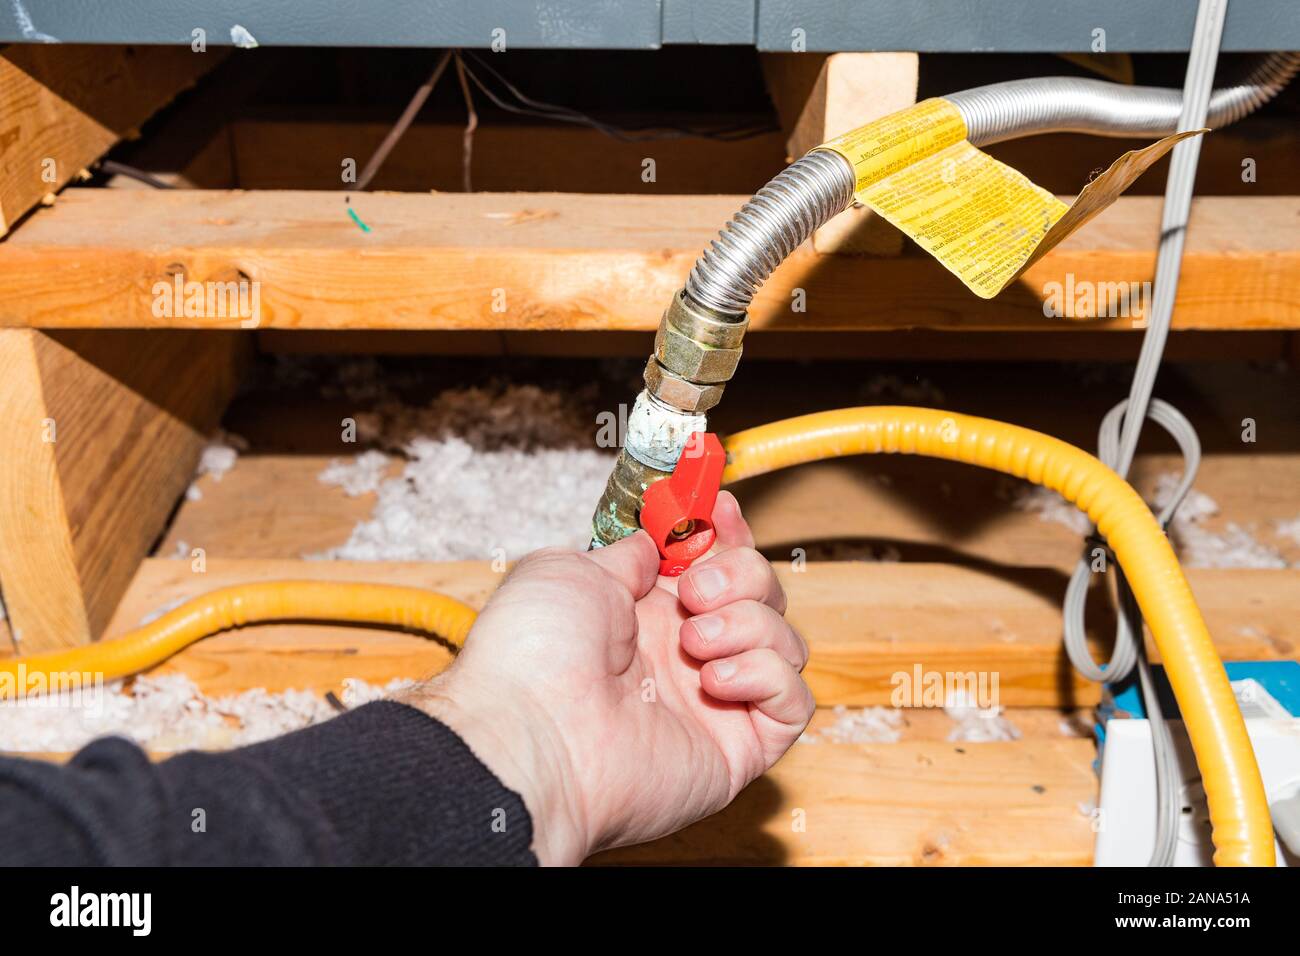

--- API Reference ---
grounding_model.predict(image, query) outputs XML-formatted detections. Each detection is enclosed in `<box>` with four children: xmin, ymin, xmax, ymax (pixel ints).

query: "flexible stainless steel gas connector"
<box><xmin>949</xmin><ymin>51</ymin><xmax>1300</xmax><ymax>144</ymax></box>
<box><xmin>593</xmin><ymin>52</ymin><xmax>1299</xmax><ymax>548</ymax></box>
<box><xmin>686</xmin><ymin>52</ymin><xmax>1300</xmax><ymax>318</ymax></box>
<box><xmin>686</xmin><ymin>149</ymin><xmax>856</xmax><ymax>315</ymax></box>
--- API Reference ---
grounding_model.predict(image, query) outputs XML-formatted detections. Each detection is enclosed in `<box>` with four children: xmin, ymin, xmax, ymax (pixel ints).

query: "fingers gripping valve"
<box><xmin>638</xmin><ymin>433</ymin><xmax>726</xmax><ymax>576</ymax></box>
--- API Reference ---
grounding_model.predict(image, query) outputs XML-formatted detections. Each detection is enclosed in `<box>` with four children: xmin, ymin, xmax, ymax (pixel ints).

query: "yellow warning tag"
<box><xmin>814</xmin><ymin>100</ymin><xmax>1205</xmax><ymax>300</ymax></box>
<box><xmin>817</xmin><ymin>97</ymin><xmax>968</xmax><ymax>193</ymax></box>
<box><xmin>858</xmin><ymin>141</ymin><xmax>1068</xmax><ymax>298</ymax></box>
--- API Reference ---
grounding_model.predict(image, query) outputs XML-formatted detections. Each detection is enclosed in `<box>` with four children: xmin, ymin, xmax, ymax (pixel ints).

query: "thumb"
<box><xmin>581</xmin><ymin>529</ymin><xmax>660</xmax><ymax>599</ymax></box>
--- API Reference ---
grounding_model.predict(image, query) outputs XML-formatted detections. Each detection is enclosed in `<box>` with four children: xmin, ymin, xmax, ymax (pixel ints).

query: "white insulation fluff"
<box><xmin>316</xmin><ymin>381</ymin><xmax>614</xmax><ymax>561</ymax></box>
<box><xmin>0</xmin><ymin>675</ymin><xmax>413</xmax><ymax>753</ymax></box>
<box><xmin>1006</xmin><ymin>472</ymin><xmax>1292</xmax><ymax>569</ymax></box>
<box><xmin>186</xmin><ymin>431</ymin><xmax>249</xmax><ymax>501</ymax></box>
<box><xmin>800</xmin><ymin>705</ymin><xmax>905</xmax><ymax>744</ymax></box>
<box><xmin>1149</xmin><ymin>473</ymin><xmax>1288</xmax><ymax>569</ymax></box>
<box><xmin>943</xmin><ymin>691</ymin><xmax>1022</xmax><ymax>743</ymax></box>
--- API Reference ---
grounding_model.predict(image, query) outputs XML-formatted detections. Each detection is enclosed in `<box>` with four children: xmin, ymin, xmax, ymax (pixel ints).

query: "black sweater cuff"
<box><xmin>216</xmin><ymin>700</ymin><xmax>538</xmax><ymax>865</ymax></box>
<box><xmin>0</xmin><ymin>701</ymin><xmax>538</xmax><ymax>866</ymax></box>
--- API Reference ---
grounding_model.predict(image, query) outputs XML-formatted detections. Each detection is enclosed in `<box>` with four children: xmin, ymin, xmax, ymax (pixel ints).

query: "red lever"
<box><xmin>639</xmin><ymin>432</ymin><xmax>726</xmax><ymax>576</ymax></box>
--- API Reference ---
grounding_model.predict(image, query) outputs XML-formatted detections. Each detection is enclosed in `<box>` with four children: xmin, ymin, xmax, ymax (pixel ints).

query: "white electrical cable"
<box><xmin>1060</xmin><ymin>0</ymin><xmax>1230</xmax><ymax>867</ymax></box>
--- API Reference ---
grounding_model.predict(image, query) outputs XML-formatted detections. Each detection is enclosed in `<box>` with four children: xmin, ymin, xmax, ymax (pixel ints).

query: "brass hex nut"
<box><xmin>654</xmin><ymin>324</ymin><xmax>743</xmax><ymax>383</ymax></box>
<box><xmin>643</xmin><ymin>359</ymin><xmax>724</xmax><ymax>412</ymax></box>
<box><xmin>663</xmin><ymin>290</ymin><xmax>747</xmax><ymax>349</ymax></box>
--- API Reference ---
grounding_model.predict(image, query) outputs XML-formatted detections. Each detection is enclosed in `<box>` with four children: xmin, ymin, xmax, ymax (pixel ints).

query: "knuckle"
<box><xmin>799</xmin><ymin>682</ymin><xmax>816</xmax><ymax>720</ymax></box>
<box><xmin>752</xmin><ymin>646</ymin><xmax>786</xmax><ymax>673</ymax></box>
<box><xmin>729</xmin><ymin>546</ymin><xmax>771</xmax><ymax>582</ymax></box>
<box><xmin>788</xmin><ymin>624</ymin><xmax>810</xmax><ymax>669</ymax></box>
<box><xmin>730</xmin><ymin>548</ymin><xmax>784</xmax><ymax>609</ymax></box>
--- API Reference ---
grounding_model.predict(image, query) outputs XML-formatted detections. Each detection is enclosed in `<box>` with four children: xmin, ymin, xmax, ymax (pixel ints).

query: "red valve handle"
<box><xmin>638</xmin><ymin>432</ymin><xmax>726</xmax><ymax>576</ymax></box>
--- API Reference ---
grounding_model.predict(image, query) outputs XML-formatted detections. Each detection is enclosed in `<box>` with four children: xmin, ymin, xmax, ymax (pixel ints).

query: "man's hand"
<box><xmin>397</xmin><ymin>491</ymin><xmax>813</xmax><ymax>865</ymax></box>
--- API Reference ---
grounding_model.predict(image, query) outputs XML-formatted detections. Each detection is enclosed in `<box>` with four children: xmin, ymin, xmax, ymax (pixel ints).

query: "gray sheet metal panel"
<box><xmin>756</xmin><ymin>0</ymin><xmax>1300</xmax><ymax>52</ymax></box>
<box><xmin>3</xmin><ymin>0</ymin><xmax>1296</xmax><ymax>49</ymax></box>
<box><xmin>662</xmin><ymin>0</ymin><xmax>756</xmax><ymax>44</ymax></box>
<box><xmin>0</xmin><ymin>0</ymin><xmax>665</xmax><ymax>48</ymax></box>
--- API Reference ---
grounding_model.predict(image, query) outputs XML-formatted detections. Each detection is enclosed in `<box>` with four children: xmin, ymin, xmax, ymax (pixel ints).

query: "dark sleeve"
<box><xmin>0</xmin><ymin>701</ymin><xmax>537</xmax><ymax>866</ymax></box>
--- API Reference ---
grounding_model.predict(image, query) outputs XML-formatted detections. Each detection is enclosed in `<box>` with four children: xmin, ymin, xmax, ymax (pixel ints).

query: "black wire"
<box><xmin>459</xmin><ymin>51</ymin><xmax>777</xmax><ymax>143</ymax></box>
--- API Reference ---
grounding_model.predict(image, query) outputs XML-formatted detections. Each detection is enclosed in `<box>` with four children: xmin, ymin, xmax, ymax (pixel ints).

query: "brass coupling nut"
<box><xmin>643</xmin><ymin>359</ymin><xmax>723</xmax><ymax>413</ymax></box>
<box><xmin>654</xmin><ymin>292</ymin><xmax>747</xmax><ymax>383</ymax></box>
<box><xmin>645</xmin><ymin>290</ymin><xmax>747</xmax><ymax>412</ymax></box>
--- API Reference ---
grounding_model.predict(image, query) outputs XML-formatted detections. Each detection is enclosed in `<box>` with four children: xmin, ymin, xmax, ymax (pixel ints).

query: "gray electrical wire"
<box><xmin>1059</xmin><ymin>0</ymin><xmax>1229</xmax><ymax>868</ymax></box>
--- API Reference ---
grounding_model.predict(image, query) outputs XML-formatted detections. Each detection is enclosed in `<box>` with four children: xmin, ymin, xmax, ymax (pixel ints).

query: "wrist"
<box><xmin>396</xmin><ymin>671</ymin><xmax>592</xmax><ymax>866</ymax></box>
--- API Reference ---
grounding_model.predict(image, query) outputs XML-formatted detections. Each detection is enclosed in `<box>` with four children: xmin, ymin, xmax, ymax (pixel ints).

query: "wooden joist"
<box><xmin>0</xmin><ymin>331</ymin><xmax>247</xmax><ymax>652</ymax></box>
<box><xmin>594</xmin><ymin>738</ymin><xmax>1098</xmax><ymax>866</ymax></box>
<box><xmin>0</xmin><ymin>44</ymin><xmax>225</xmax><ymax>234</ymax></box>
<box><xmin>1</xmin><ymin>189</ymin><xmax>1296</xmax><ymax>331</ymax></box>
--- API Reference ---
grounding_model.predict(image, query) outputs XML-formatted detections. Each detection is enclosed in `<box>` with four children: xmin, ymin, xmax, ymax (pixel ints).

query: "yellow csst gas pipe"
<box><xmin>6</xmin><ymin>60</ymin><xmax>1298</xmax><ymax>865</ymax></box>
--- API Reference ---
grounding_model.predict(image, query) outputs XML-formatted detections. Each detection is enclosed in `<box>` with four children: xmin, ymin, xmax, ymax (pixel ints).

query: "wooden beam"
<box><xmin>1</xmin><ymin>190</ymin><xmax>1297</xmax><ymax>331</ymax></box>
<box><xmin>760</xmin><ymin>53</ymin><xmax>918</xmax><ymax>161</ymax></box>
<box><xmin>82</xmin><ymin>558</ymin><xmax>1299</xmax><ymax>708</ymax></box>
<box><xmin>0</xmin><ymin>44</ymin><xmax>225</xmax><ymax>235</ymax></box>
<box><xmin>761</xmin><ymin>52</ymin><xmax>919</xmax><ymax>255</ymax></box>
<box><xmin>594</xmin><ymin>738</ymin><xmax>1097</xmax><ymax>865</ymax></box>
<box><xmin>0</xmin><ymin>331</ymin><xmax>247</xmax><ymax>652</ymax></box>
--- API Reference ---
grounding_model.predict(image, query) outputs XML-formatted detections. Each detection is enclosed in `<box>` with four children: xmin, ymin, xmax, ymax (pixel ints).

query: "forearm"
<box><xmin>0</xmin><ymin>701</ymin><xmax>537</xmax><ymax>866</ymax></box>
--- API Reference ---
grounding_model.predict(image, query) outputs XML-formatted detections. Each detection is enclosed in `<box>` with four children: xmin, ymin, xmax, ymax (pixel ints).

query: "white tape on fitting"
<box><xmin>623</xmin><ymin>391</ymin><xmax>707</xmax><ymax>472</ymax></box>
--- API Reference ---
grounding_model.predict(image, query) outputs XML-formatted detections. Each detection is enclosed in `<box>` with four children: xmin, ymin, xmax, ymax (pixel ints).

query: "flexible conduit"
<box><xmin>948</xmin><ymin>51</ymin><xmax>1300</xmax><ymax>145</ymax></box>
<box><xmin>688</xmin><ymin>150</ymin><xmax>854</xmax><ymax>314</ymax></box>
<box><xmin>722</xmin><ymin>407</ymin><xmax>1274</xmax><ymax>867</ymax></box>
<box><xmin>686</xmin><ymin>52</ymin><xmax>1300</xmax><ymax>316</ymax></box>
<box><xmin>0</xmin><ymin>582</ymin><xmax>477</xmax><ymax>691</ymax></box>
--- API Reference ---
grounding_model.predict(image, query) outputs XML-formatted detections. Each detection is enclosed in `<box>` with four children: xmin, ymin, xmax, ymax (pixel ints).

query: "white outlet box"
<box><xmin>1094</xmin><ymin>718</ymin><xmax>1300</xmax><ymax>866</ymax></box>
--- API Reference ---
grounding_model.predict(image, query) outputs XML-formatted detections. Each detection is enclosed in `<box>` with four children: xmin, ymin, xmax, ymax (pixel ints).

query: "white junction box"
<box><xmin>1095</xmin><ymin>716</ymin><xmax>1300</xmax><ymax>866</ymax></box>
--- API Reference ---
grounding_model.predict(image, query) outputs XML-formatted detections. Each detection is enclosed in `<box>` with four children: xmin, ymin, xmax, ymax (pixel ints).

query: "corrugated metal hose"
<box><xmin>687</xmin><ymin>51</ymin><xmax>1299</xmax><ymax>317</ymax></box>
